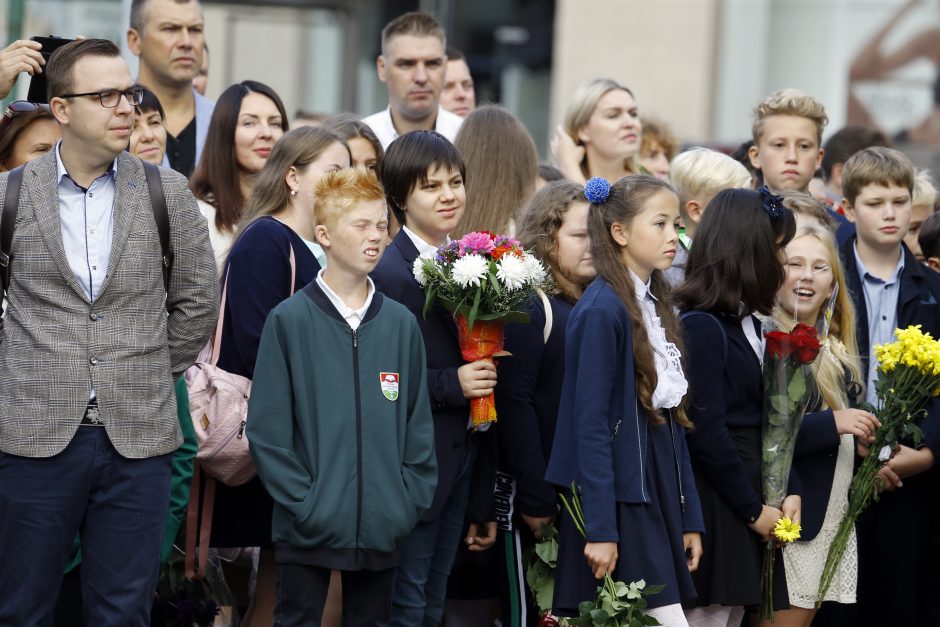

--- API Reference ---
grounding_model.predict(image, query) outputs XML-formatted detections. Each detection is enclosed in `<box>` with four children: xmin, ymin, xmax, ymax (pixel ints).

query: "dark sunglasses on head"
<box><xmin>0</xmin><ymin>101</ymin><xmax>51</xmax><ymax>136</ymax></box>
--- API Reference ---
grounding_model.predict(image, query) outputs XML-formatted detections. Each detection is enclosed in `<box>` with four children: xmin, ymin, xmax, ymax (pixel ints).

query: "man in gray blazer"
<box><xmin>0</xmin><ymin>39</ymin><xmax>218</xmax><ymax>626</ymax></box>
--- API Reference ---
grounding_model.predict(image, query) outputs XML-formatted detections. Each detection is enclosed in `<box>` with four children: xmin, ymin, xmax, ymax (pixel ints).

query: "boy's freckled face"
<box><xmin>749</xmin><ymin>115</ymin><xmax>823</xmax><ymax>193</ymax></box>
<box><xmin>324</xmin><ymin>199</ymin><xmax>390</xmax><ymax>274</ymax></box>
<box><xmin>844</xmin><ymin>183</ymin><xmax>912</xmax><ymax>252</ymax></box>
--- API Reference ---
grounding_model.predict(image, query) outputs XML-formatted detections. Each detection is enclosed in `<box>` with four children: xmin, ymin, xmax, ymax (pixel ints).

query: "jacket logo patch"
<box><xmin>380</xmin><ymin>372</ymin><xmax>399</xmax><ymax>401</ymax></box>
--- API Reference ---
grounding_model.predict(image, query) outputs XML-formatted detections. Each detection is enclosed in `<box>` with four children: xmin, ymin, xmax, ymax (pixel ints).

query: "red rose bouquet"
<box><xmin>760</xmin><ymin>321</ymin><xmax>822</xmax><ymax>620</ymax></box>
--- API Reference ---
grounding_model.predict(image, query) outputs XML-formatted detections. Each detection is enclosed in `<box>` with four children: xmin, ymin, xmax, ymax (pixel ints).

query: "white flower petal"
<box><xmin>451</xmin><ymin>254</ymin><xmax>488</xmax><ymax>287</ymax></box>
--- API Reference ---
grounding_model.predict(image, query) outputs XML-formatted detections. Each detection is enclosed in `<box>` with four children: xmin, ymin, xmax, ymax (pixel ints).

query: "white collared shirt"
<box><xmin>630</xmin><ymin>272</ymin><xmax>688</xmax><ymax>409</ymax></box>
<box><xmin>362</xmin><ymin>106</ymin><xmax>463</xmax><ymax>149</ymax></box>
<box><xmin>315</xmin><ymin>270</ymin><xmax>375</xmax><ymax>330</ymax></box>
<box><xmin>402</xmin><ymin>225</ymin><xmax>446</xmax><ymax>259</ymax></box>
<box><xmin>55</xmin><ymin>141</ymin><xmax>117</xmax><ymax>303</ymax></box>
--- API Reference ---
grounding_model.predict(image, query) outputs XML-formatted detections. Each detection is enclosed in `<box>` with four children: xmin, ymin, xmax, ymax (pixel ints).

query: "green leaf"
<box><xmin>770</xmin><ymin>394</ymin><xmax>794</xmax><ymax>415</ymax></box>
<box><xmin>787</xmin><ymin>371</ymin><xmax>807</xmax><ymax>400</ymax></box>
<box><xmin>535</xmin><ymin>537</ymin><xmax>558</xmax><ymax>567</ymax></box>
<box><xmin>642</xmin><ymin>583</ymin><xmax>666</xmax><ymax>596</ymax></box>
<box><xmin>590</xmin><ymin>608</ymin><xmax>611</xmax><ymax>625</ymax></box>
<box><xmin>422</xmin><ymin>285</ymin><xmax>437</xmax><ymax>319</ymax></box>
<box><xmin>641</xmin><ymin>615</ymin><xmax>663</xmax><ymax>626</ymax></box>
<box><xmin>468</xmin><ymin>286</ymin><xmax>483</xmax><ymax>329</ymax></box>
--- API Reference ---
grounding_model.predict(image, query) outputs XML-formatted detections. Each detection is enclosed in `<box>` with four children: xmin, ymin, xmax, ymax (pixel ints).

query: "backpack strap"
<box><xmin>142</xmin><ymin>161</ymin><xmax>173</xmax><ymax>292</ymax></box>
<box><xmin>680</xmin><ymin>311</ymin><xmax>728</xmax><ymax>361</ymax></box>
<box><xmin>0</xmin><ymin>165</ymin><xmax>25</xmax><ymax>316</ymax></box>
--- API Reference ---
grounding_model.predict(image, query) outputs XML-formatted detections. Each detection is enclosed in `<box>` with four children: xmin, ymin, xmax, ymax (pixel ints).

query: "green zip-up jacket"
<box><xmin>247</xmin><ymin>280</ymin><xmax>437</xmax><ymax>570</ymax></box>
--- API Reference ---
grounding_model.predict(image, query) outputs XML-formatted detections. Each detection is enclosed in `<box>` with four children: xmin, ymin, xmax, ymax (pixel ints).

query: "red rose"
<box><xmin>765</xmin><ymin>330</ymin><xmax>793</xmax><ymax>359</ymax></box>
<box><xmin>790</xmin><ymin>323</ymin><xmax>822</xmax><ymax>364</ymax></box>
<box><xmin>538</xmin><ymin>613</ymin><xmax>560</xmax><ymax>627</ymax></box>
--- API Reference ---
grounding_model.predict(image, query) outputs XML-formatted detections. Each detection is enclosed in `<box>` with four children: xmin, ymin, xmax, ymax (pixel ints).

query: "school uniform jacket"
<box><xmin>545</xmin><ymin>277</ymin><xmax>704</xmax><ymax>542</ymax></box>
<box><xmin>371</xmin><ymin>230</ymin><xmax>497</xmax><ymax>523</ymax></box>
<box><xmin>840</xmin><ymin>236</ymin><xmax>940</xmax><ymax>451</ymax></box>
<box><xmin>247</xmin><ymin>283</ymin><xmax>437</xmax><ymax>569</ymax></box>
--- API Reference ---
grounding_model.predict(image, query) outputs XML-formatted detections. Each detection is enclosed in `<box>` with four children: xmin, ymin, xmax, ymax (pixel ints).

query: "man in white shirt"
<box><xmin>363</xmin><ymin>11</ymin><xmax>462</xmax><ymax>149</ymax></box>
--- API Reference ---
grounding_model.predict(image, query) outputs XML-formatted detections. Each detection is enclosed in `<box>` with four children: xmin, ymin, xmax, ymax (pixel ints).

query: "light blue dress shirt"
<box><xmin>853</xmin><ymin>243</ymin><xmax>904</xmax><ymax>408</ymax></box>
<box><xmin>55</xmin><ymin>142</ymin><xmax>116</xmax><ymax>302</ymax></box>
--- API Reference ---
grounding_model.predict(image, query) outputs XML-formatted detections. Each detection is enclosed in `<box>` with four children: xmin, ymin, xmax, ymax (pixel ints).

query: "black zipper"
<box><xmin>352</xmin><ymin>327</ymin><xmax>363</xmax><ymax>567</ymax></box>
<box><xmin>667</xmin><ymin>409</ymin><xmax>686</xmax><ymax>512</ymax></box>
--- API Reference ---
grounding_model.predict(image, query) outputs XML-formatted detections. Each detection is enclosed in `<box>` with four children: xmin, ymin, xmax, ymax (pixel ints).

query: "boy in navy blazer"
<box><xmin>371</xmin><ymin>130</ymin><xmax>497</xmax><ymax>626</ymax></box>
<box><xmin>839</xmin><ymin>147</ymin><xmax>940</xmax><ymax>627</ymax></box>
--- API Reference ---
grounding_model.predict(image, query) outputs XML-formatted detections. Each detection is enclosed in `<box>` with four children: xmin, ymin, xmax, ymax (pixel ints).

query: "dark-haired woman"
<box><xmin>546</xmin><ymin>176</ymin><xmax>703</xmax><ymax>627</ymax></box>
<box><xmin>190</xmin><ymin>80</ymin><xmax>287</xmax><ymax>272</ymax></box>
<box><xmin>675</xmin><ymin>188</ymin><xmax>801</xmax><ymax>626</ymax></box>
<box><xmin>128</xmin><ymin>85</ymin><xmax>167</xmax><ymax>165</ymax></box>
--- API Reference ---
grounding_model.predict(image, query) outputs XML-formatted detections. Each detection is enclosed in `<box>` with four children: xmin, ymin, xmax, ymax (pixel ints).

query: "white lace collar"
<box><xmin>631</xmin><ymin>272</ymin><xmax>688</xmax><ymax>410</ymax></box>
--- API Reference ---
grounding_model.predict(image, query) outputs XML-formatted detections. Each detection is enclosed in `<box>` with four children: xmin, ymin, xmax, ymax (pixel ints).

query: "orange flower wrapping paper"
<box><xmin>456</xmin><ymin>315</ymin><xmax>504</xmax><ymax>427</ymax></box>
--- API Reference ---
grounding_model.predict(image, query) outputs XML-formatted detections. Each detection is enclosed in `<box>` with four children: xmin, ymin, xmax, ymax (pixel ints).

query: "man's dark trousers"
<box><xmin>0</xmin><ymin>425</ymin><xmax>172</xmax><ymax>626</ymax></box>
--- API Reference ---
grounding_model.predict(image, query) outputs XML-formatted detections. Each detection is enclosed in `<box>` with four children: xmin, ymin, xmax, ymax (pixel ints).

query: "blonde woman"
<box><xmin>767</xmin><ymin>225</ymin><xmax>878</xmax><ymax>627</ymax></box>
<box><xmin>551</xmin><ymin>78</ymin><xmax>643</xmax><ymax>183</ymax></box>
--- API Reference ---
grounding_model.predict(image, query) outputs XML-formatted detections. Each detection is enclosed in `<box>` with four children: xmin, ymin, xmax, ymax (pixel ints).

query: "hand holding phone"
<box><xmin>26</xmin><ymin>36</ymin><xmax>75</xmax><ymax>104</ymax></box>
<box><xmin>0</xmin><ymin>40</ymin><xmax>44</xmax><ymax>101</ymax></box>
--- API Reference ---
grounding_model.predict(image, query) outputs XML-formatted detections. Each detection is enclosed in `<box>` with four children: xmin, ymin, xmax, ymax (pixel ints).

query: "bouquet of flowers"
<box><xmin>414</xmin><ymin>231</ymin><xmax>551</xmax><ymax>427</ymax></box>
<box><xmin>816</xmin><ymin>325</ymin><xmax>940</xmax><ymax>606</ymax></box>
<box><xmin>759</xmin><ymin>321</ymin><xmax>822</xmax><ymax>620</ymax></box>
<box><xmin>560</xmin><ymin>484</ymin><xmax>664</xmax><ymax>627</ymax></box>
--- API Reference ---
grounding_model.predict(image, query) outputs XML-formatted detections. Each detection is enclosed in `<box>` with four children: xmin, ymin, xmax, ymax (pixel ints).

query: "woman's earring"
<box><xmin>290</xmin><ymin>188</ymin><xmax>298</xmax><ymax>197</ymax></box>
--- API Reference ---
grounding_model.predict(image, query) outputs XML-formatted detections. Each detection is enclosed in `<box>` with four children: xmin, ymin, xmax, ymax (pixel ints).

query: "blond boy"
<box><xmin>665</xmin><ymin>147</ymin><xmax>751</xmax><ymax>286</ymax></box>
<box><xmin>904</xmin><ymin>169</ymin><xmax>937</xmax><ymax>262</ymax></box>
<box><xmin>749</xmin><ymin>89</ymin><xmax>827</xmax><ymax>193</ymax></box>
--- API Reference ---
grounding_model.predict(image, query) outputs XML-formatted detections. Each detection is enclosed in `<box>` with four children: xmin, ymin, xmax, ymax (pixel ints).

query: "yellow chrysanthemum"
<box><xmin>774</xmin><ymin>516</ymin><xmax>801</xmax><ymax>543</ymax></box>
<box><xmin>875</xmin><ymin>326</ymin><xmax>940</xmax><ymax>377</ymax></box>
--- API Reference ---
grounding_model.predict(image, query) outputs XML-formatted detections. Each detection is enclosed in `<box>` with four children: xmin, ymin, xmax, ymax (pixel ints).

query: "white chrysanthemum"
<box><xmin>522</xmin><ymin>252</ymin><xmax>547</xmax><ymax>284</ymax></box>
<box><xmin>496</xmin><ymin>254</ymin><xmax>529</xmax><ymax>290</ymax></box>
<box><xmin>451</xmin><ymin>254</ymin><xmax>488</xmax><ymax>288</ymax></box>
<box><xmin>413</xmin><ymin>256</ymin><xmax>430</xmax><ymax>286</ymax></box>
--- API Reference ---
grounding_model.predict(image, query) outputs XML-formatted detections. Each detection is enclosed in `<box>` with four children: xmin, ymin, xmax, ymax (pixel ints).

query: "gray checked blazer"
<box><xmin>0</xmin><ymin>150</ymin><xmax>219</xmax><ymax>459</ymax></box>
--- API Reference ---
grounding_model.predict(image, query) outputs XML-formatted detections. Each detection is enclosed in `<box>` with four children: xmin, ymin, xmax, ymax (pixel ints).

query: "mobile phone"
<box><xmin>27</xmin><ymin>36</ymin><xmax>75</xmax><ymax>104</ymax></box>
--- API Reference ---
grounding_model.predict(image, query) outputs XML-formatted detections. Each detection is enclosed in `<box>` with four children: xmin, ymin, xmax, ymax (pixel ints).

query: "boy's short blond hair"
<box><xmin>314</xmin><ymin>169</ymin><xmax>387</xmax><ymax>230</ymax></box>
<box><xmin>780</xmin><ymin>190</ymin><xmax>836</xmax><ymax>231</ymax></box>
<box><xmin>669</xmin><ymin>147</ymin><xmax>752</xmax><ymax>213</ymax></box>
<box><xmin>913</xmin><ymin>169</ymin><xmax>937</xmax><ymax>208</ymax></box>
<box><xmin>752</xmin><ymin>88</ymin><xmax>828</xmax><ymax>145</ymax></box>
<box><xmin>842</xmin><ymin>146</ymin><xmax>914</xmax><ymax>207</ymax></box>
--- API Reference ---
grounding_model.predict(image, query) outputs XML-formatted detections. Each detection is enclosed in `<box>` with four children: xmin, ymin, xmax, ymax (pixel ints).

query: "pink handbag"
<box><xmin>185</xmin><ymin>243</ymin><xmax>296</xmax><ymax>579</ymax></box>
<box><xmin>186</xmin><ymin>245</ymin><xmax>296</xmax><ymax>486</ymax></box>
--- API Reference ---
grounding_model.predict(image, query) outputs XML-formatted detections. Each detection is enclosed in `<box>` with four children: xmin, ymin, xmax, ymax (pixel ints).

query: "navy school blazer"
<box><xmin>370</xmin><ymin>230</ymin><xmax>496</xmax><ymax>523</ymax></box>
<box><xmin>545</xmin><ymin>277</ymin><xmax>704</xmax><ymax>542</ymax></box>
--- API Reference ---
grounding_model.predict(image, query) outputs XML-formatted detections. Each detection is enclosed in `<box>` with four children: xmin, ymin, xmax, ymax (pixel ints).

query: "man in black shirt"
<box><xmin>127</xmin><ymin>0</ymin><xmax>214</xmax><ymax>176</ymax></box>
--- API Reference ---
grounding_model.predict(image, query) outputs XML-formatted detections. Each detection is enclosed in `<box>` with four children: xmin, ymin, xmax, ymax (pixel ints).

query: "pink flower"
<box><xmin>458</xmin><ymin>231</ymin><xmax>496</xmax><ymax>256</ymax></box>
